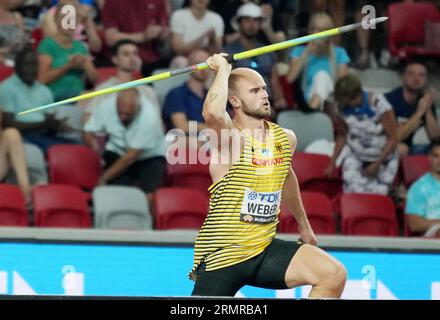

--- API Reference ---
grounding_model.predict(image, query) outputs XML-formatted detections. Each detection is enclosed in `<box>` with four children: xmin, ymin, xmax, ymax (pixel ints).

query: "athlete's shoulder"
<box><xmin>281</xmin><ymin>127</ymin><xmax>297</xmax><ymax>152</ymax></box>
<box><xmin>267</xmin><ymin>122</ymin><xmax>296</xmax><ymax>147</ymax></box>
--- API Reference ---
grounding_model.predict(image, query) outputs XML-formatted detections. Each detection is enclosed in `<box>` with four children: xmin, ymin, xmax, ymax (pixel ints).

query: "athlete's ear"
<box><xmin>228</xmin><ymin>95</ymin><xmax>241</xmax><ymax>109</ymax></box>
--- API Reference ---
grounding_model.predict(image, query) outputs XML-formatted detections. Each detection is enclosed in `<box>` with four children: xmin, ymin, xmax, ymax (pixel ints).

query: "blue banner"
<box><xmin>0</xmin><ymin>242</ymin><xmax>439</xmax><ymax>299</ymax></box>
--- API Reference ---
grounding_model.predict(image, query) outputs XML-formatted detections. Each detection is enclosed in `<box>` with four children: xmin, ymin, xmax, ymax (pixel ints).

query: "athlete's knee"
<box><xmin>323</xmin><ymin>260</ymin><xmax>347</xmax><ymax>291</ymax></box>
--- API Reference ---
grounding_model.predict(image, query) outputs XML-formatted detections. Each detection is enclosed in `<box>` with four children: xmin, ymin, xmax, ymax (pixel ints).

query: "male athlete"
<box><xmin>190</xmin><ymin>53</ymin><xmax>346</xmax><ymax>298</ymax></box>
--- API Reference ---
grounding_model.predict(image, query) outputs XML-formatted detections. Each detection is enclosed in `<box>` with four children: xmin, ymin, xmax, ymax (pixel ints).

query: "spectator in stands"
<box><xmin>210</xmin><ymin>0</ymin><xmax>285</xmax><ymax>46</ymax></box>
<box><xmin>41</xmin><ymin>0</ymin><xmax>103</xmax><ymax>54</ymax></box>
<box><xmin>0</xmin><ymin>0</ymin><xmax>28</xmax><ymax>62</ymax></box>
<box><xmin>0</xmin><ymin>111</ymin><xmax>32</xmax><ymax>204</ymax></box>
<box><xmin>170</xmin><ymin>0</ymin><xmax>223</xmax><ymax>57</ymax></box>
<box><xmin>286</xmin><ymin>12</ymin><xmax>349</xmax><ymax>111</ymax></box>
<box><xmin>102</xmin><ymin>0</ymin><xmax>171</xmax><ymax>76</ymax></box>
<box><xmin>16</xmin><ymin>0</ymin><xmax>50</xmax><ymax>30</ymax></box>
<box><xmin>406</xmin><ymin>138</ymin><xmax>440</xmax><ymax>238</ymax></box>
<box><xmin>0</xmin><ymin>48</ymin><xmax>76</xmax><ymax>153</ymax></box>
<box><xmin>83</xmin><ymin>39</ymin><xmax>160</xmax><ymax>123</ymax></box>
<box><xmin>385</xmin><ymin>61</ymin><xmax>440</xmax><ymax>157</ymax></box>
<box><xmin>221</xmin><ymin>1</ymin><xmax>285</xmax><ymax>46</ymax></box>
<box><xmin>37</xmin><ymin>5</ymin><xmax>97</xmax><ymax>101</ymax></box>
<box><xmin>311</xmin><ymin>0</ymin><xmax>345</xmax><ymax>44</ymax></box>
<box><xmin>328</xmin><ymin>74</ymin><xmax>398</xmax><ymax>195</ymax></box>
<box><xmin>225</xmin><ymin>2</ymin><xmax>285</xmax><ymax>108</ymax></box>
<box><xmin>83</xmin><ymin>88</ymin><xmax>166</xmax><ymax>194</ymax></box>
<box><xmin>162</xmin><ymin>49</ymin><xmax>209</xmax><ymax>133</ymax></box>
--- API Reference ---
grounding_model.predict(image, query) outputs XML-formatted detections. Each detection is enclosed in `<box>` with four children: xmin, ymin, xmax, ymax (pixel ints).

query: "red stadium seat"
<box><xmin>166</xmin><ymin>162</ymin><xmax>212</xmax><ymax>197</ymax></box>
<box><xmin>401</xmin><ymin>155</ymin><xmax>430</xmax><ymax>188</ymax></box>
<box><xmin>154</xmin><ymin>188</ymin><xmax>209</xmax><ymax>230</ymax></box>
<box><xmin>341</xmin><ymin>193</ymin><xmax>399</xmax><ymax>236</ymax></box>
<box><xmin>0</xmin><ymin>184</ymin><xmax>29</xmax><ymax>226</ymax></box>
<box><xmin>48</xmin><ymin>145</ymin><xmax>102</xmax><ymax>192</ymax></box>
<box><xmin>279</xmin><ymin>192</ymin><xmax>336</xmax><ymax>234</ymax></box>
<box><xmin>0</xmin><ymin>64</ymin><xmax>13</xmax><ymax>81</ymax></box>
<box><xmin>33</xmin><ymin>184</ymin><xmax>91</xmax><ymax>228</ymax></box>
<box><xmin>31</xmin><ymin>27</ymin><xmax>43</xmax><ymax>51</ymax></box>
<box><xmin>388</xmin><ymin>2</ymin><xmax>440</xmax><ymax>59</ymax></box>
<box><xmin>96</xmin><ymin>67</ymin><xmax>117</xmax><ymax>84</ymax></box>
<box><xmin>291</xmin><ymin>152</ymin><xmax>342</xmax><ymax>203</ymax></box>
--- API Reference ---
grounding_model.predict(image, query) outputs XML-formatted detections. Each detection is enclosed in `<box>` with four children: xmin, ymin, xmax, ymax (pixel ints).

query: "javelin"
<box><xmin>19</xmin><ymin>16</ymin><xmax>388</xmax><ymax>115</ymax></box>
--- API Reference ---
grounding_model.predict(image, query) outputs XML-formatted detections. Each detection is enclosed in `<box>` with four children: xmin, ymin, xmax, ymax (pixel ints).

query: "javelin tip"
<box><xmin>372</xmin><ymin>16</ymin><xmax>389</xmax><ymax>24</ymax></box>
<box><xmin>338</xmin><ymin>16</ymin><xmax>389</xmax><ymax>33</ymax></box>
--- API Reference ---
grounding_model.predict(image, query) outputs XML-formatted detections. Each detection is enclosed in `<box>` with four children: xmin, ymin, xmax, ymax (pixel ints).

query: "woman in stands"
<box><xmin>41</xmin><ymin>0</ymin><xmax>102</xmax><ymax>54</ymax></box>
<box><xmin>286</xmin><ymin>12</ymin><xmax>350</xmax><ymax>111</ymax></box>
<box><xmin>37</xmin><ymin>4</ymin><xmax>97</xmax><ymax>101</ymax></box>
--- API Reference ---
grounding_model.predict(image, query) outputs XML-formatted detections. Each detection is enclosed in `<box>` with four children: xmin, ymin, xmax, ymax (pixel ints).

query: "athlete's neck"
<box><xmin>235</xmin><ymin>116</ymin><xmax>268</xmax><ymax>142</ymax></box>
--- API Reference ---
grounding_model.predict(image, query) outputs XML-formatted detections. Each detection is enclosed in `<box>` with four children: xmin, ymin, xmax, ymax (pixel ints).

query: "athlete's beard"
<box><xmin>242</xmin><ymin>101</ymin><xmax>271</xmax><ymax>119</ymax></box>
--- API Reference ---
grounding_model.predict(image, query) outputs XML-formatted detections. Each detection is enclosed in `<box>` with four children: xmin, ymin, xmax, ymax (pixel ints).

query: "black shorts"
<box><xmin>103</xmin><ymin>151</ymin><xmax>166</xmax><ymax>193</ymax></box>
<box><xmin>191</xmin><ymin>238</ymin><xmax>302</xmax><ymax>297</ymax></box>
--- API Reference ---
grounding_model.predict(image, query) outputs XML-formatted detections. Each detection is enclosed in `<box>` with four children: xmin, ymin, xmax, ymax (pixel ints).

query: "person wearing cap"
<box><xmin>220</xmin><ymin>1</ymin><xmax>285</xmax><ymax>46</ymax></box>
<box><xmin>224</xmin><ymin>2</ymin><xmax>286</xmax><ymax>111</ymax></box>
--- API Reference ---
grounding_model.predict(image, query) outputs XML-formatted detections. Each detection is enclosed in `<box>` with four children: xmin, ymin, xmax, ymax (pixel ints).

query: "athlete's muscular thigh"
<box><xmin>284</xmin><ymin>244</ymin><xmax>345</xmax><ymax>288</ymax></box>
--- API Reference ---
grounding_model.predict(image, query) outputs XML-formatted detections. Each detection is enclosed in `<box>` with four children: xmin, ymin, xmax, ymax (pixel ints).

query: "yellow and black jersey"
<box><xmin>189</xmin><ymin>121</ymin><xmax>292</xmax><ymax>280</ymax></box>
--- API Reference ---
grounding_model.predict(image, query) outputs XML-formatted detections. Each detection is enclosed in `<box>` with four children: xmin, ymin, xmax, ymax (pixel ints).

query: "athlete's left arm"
<box><xmin>281</xmin><ymin>129</ymin><xmax>318</xmax><ymax>245</ymax></box>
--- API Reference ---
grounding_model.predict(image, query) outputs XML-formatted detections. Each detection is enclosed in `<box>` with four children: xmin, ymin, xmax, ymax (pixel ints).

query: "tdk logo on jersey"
<box><xmin>241</xmin><ymin>189</ymin><xmax>282</xmax><ymax>224</ymax></box>
<box><xmin>247</xmin><ymin>192</ymin><xmax>280</xmax><ymax>203</ymax></box>
<box><xmin>248</xmin><ymin>191</ymin><xmax>258</xmax><ymax>200</ymax></box>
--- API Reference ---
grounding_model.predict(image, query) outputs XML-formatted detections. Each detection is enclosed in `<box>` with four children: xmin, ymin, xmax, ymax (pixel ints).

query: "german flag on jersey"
<box><xmin>189</xmin><ymin>121</ymin><xmax>292</xmax><ymax>281</ymax></box>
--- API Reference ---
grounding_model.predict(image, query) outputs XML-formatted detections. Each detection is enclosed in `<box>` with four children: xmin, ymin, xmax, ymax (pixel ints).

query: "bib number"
<box><xmin>240</xmin><ymin>188</ymin><xmax>281</xmax><ymax>224</ymax></box>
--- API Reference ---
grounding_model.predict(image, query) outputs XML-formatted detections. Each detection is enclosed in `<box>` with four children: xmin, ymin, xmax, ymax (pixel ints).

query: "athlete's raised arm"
<box><xmin>203</xmin><ymin>54</ymin><xmax>235</xmax><ymax>137</ymax></box>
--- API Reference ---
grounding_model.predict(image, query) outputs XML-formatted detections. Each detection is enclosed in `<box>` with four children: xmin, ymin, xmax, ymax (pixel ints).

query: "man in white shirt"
<box><xmin>170</xmin><ymin>0</ymin><xmax>224</xmax><ymax>56</ymax></box>
<box><xmin>83</xmin><ymin>39</ymin><xmax>160</xmax><ymax>123</ymax></box>
<box><xmin>83</xmin><ymin>88</ymin><xmax>166</xmax><ymax>194</ymax></box>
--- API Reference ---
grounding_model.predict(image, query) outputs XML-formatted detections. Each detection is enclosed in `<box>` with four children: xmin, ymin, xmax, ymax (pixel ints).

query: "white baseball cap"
<box><xmin>231</xmin><ymin>3</ymin><xmax>263</xmax><ymax>31</ymax></box>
